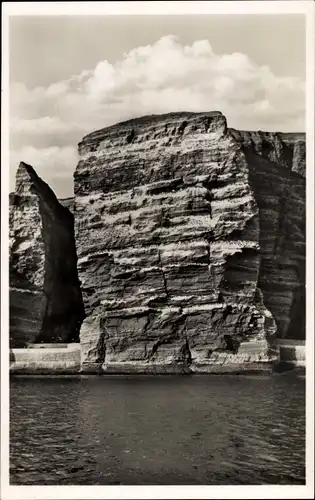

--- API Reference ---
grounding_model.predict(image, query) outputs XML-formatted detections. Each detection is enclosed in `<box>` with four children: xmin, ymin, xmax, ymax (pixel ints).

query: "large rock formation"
<box><xmin>73</xmin><ymin>111</ymin><xmax>305</xmax><ymax>373</ymax></box>
<box><xmin>229</xmin><ymin>129</ymin><xmax>306</xmax><ymax>340</ymax></box>
<box><xmin>9</xmin><ymin>162</ymin><xmax>85</xmax><ymax>347</ymax></box>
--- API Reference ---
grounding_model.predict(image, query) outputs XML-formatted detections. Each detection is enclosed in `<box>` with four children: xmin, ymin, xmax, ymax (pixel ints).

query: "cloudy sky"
<box><xmin>10</xmin><ymin>15</ymin><xmax>306</xmax><ymax>198</ymax></box>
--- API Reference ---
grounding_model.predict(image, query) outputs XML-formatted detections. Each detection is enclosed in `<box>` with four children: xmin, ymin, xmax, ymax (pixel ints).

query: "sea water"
<box><xmin>10</xmin><ymin>372</ymin><xmax>305</xmax><ymax>485</ymax></box>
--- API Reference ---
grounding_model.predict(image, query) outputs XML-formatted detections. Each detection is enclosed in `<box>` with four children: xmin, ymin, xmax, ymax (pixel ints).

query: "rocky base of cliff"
<box><xmin>79</xmin><ymin>302</ymin><xmax>279</xmax><ymax>374</ymax></box>
<box><xmin>97</xmin><ymin>340</ymin><xmax>278</xmax><ymax>375</ymax></box>
<box><xmin>9</xmin><ymin>341</ymin><xmax>279</xmax><ymax>375</ymax></box>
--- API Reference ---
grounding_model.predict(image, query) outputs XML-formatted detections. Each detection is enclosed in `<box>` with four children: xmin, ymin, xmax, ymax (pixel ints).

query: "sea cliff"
<box><xmin>9</xmin><ymin>112</ymin><xmax>306</xmax><ymax>374</ymax></box>
<box><xmin>9</xmin><ymin>162</ymin><xmax>85</xmax><ymax>347</ymax></box>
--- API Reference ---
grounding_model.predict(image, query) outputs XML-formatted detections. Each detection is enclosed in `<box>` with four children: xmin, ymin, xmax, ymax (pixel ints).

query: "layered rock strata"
<box><xmin>9</xmin><ymin>162</ymin><xmax>85</xmax><ymax>347</ymax></box>
<box><xmin>229</xmin><ymin>129</ymin><xmax>305</xmax><ymax>339</ymax></box>
<box><xmin>73</xmin><ymin>111</ymin><xmax>306</xmax><ymax>373</ymax></box>
<box><xmin>230</xmin><ymin>129</ymin><xmax>306</xmax><ymax>177</ymax></box>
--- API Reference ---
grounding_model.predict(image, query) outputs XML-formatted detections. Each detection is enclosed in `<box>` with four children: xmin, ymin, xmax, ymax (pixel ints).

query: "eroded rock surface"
<box><xmin>230</xmin><ymin>130</ymin><xmax>306</xmax><ymax>177</ymax></box>
<box><xmin>9</xmin><ymin>162</ymin><xmax>85</xmax><ymax>347</ymax></box>
<box><xmin>229</xmin><ymin>129</ymin><xmax>306</xmax><ymax>339</ymax></box>
<box><xmin>73</xmin><ymin>111</ymin><xmax>306</xmax><ymax>373</ymax></box>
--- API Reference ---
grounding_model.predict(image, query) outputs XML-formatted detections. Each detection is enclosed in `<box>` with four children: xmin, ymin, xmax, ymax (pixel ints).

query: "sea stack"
<box><xmin>9</xmin><ymin>162</ymin><xmax>85</xmax><ymax>347</ymax></box>
<box><xmin>73</xmin><ymin>112</ymin><xmax>305</xmax><ymax>373</ymax></box>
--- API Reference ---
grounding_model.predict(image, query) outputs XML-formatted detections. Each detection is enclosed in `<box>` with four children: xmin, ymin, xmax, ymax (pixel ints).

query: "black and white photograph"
<box><xmin>1</xmin><ymin>1</ymin><xmax>314</xmax><ymax>498</ymax></box>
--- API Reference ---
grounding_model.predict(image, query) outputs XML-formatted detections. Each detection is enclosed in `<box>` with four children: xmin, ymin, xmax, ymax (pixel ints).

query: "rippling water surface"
<box><xmin>10</xmin><ymin>372</ymin><xmax>305</xmax><ymax>485</ymax></box>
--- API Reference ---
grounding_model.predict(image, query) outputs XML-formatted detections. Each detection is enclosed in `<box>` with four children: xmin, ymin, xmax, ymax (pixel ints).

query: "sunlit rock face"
<box><xmin>74</xmin><ymin>112</ymin><xmax>305</xmax><ymax>374</ymax></box>
<box><xmin>9</xmin><ymin>162</ymin><xmax>85</xmax><ymax>347</ymax></box>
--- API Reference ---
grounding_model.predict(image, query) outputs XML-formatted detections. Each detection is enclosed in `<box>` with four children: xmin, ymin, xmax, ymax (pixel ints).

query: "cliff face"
<box><xmin>9</xmin><ymin>162</ymin><xmax>85</xmax><ymax>347</ymax></box>
<box><xmin>229</xmin><ymin>130</ymin><xmax>306</xmax><ymax>340</ymax></box>
<box><xmin>230</xmin><ymin>130</ymin><xmax>306</xmax><ymax>178</ymax></box>
<box><xmin>73</xmin><ymin>111</ymin><xmax>306</xmax><ymax>374</ymax></box>
<box><xmin>9</xmin><ymin>112</ymin><xmax>305</xmax><ymax>371</ymax></box>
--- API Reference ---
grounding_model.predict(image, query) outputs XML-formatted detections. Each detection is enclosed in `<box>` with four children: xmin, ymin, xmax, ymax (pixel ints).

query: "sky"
<box><xmin>9</xmin><ymin>15</ymin><xmax>306</xmax><ymax>198</ymax></box>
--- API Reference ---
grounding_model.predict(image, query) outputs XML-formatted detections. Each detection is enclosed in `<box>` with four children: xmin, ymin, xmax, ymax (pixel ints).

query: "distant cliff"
<box><xmin>9</xmin><ymin>162</ymin><xmax>85</xmax><ymax>347</ymax></box>
<box><xmin>9</xmin><ymin>112</ymin><xmax>305</xmax><ymax>374</ymax></box>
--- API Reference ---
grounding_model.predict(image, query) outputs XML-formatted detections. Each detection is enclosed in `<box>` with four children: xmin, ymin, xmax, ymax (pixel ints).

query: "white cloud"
<box><xmin>10</xmin><ymin>35</ymin><xmax>305</xmax><ymax>196</ymax></box>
